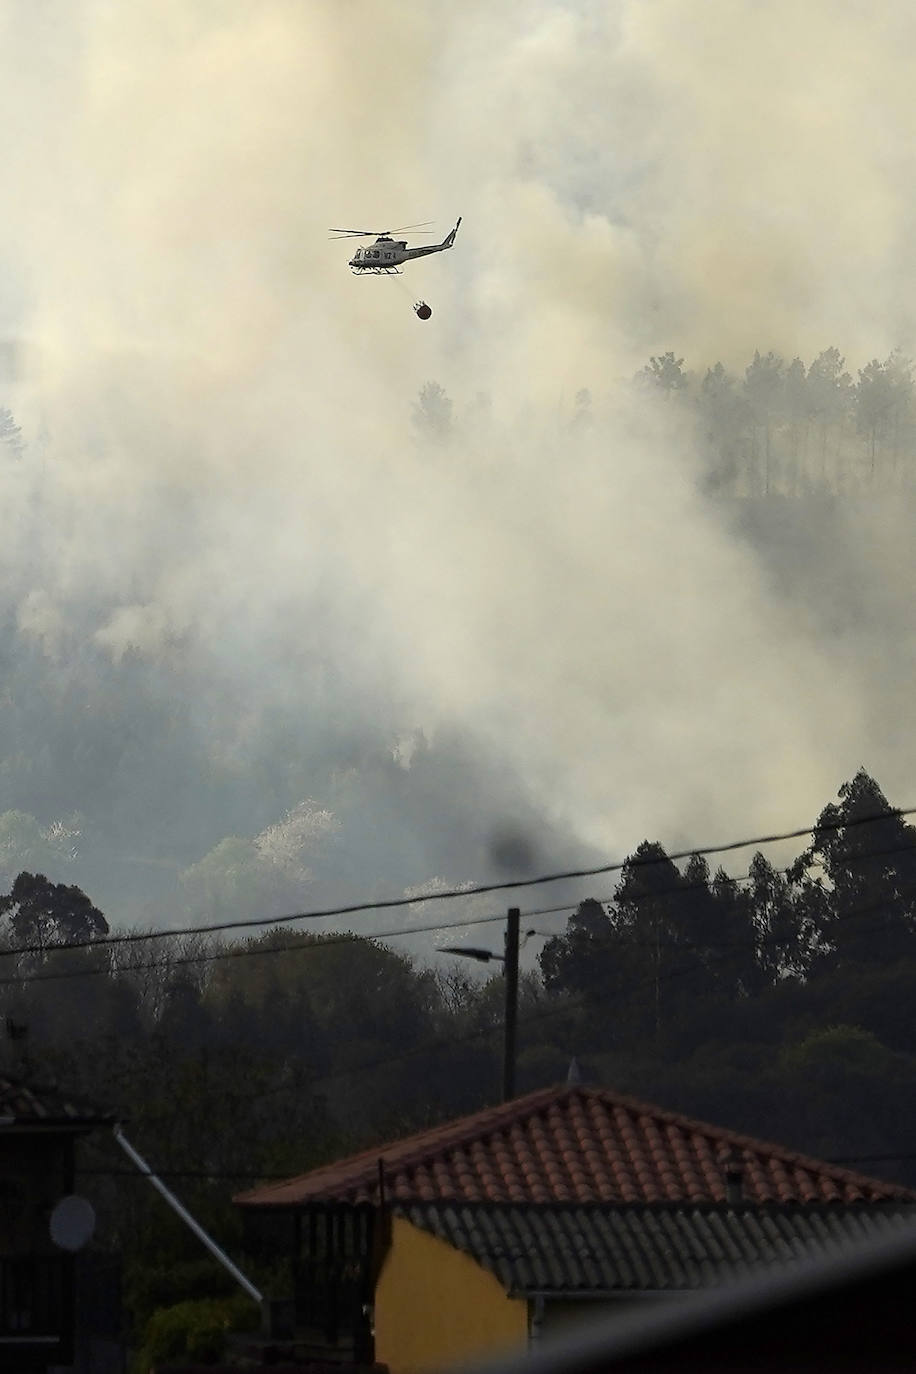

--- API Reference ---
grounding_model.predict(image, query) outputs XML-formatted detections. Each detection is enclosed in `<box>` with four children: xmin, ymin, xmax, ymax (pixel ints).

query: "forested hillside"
<box><xmin>2</xmin><ymin>768</ymin><xmax>915</xmax><ymax>1339</ymax></box>
<box><xmin>637</xmin><ymin>346</ymin><xmax>916</xmax><ymax>496</ymax></box>
<box><xmin>0</xmin><ymin>343</ymin><xmax>914</xmax><ymax>934</ymax></box>
<box><xmin>1</xmin><ymin>341</ymin><xmax>915</xmax><ymax>1337</ymax></box>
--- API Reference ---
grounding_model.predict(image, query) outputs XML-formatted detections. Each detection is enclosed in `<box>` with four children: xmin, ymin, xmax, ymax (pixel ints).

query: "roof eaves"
<box><xmin>400</xmin><ymin>1199</ymin><xmax>916</xmax><ymax>1298</ymax></box>
<box><xmin>513</xmin><ymin>1287</ymin><xmax>686</xmax><ymax>1301</ymax></box>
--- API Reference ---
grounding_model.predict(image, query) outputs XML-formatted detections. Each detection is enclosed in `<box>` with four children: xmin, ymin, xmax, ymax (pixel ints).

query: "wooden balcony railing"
<box><xmin>0</xmin><ymin>1254</ymin><xmax>70</xmax><ymax>1350</ymax></box>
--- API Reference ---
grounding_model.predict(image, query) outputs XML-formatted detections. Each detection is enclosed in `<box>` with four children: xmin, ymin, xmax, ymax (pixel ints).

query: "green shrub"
<box><xmin>133</xmin><ymin>1293</ymin><xmax>258</xmax><ymax>1371</ymax></box>
<box><xmin>125</xmin><ymin>1256</ymin><xmax>241</xmax><ymax>1338</ymax></box>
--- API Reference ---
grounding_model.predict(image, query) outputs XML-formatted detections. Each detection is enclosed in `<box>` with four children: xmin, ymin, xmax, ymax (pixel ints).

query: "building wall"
<box><xmin>539</xmin><ymin>1294</ymin><xmax>690</xmax><ymax>1343</ymax></box>
<box><xmin>374</xmin><ymin>1217</ymin><xmax>527</xmax><ymax>1374</ymax></box>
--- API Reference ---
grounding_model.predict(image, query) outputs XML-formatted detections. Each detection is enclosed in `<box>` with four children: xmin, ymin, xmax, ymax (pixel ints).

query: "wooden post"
<box><xmin>503</xmin><ymin>908</ymin><xmax>520</xmax><ymax>1102</ymax></box>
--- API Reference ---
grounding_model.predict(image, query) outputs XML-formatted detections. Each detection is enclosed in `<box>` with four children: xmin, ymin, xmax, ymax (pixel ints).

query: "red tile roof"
<box><xmin>235</xmin><ymin>1084</ymin><xmax>915</xmax><ymax>1209</ymax></box>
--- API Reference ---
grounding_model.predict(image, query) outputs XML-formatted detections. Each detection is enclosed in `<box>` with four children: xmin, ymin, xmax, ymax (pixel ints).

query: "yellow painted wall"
<box><xmin>374</xmin><ymin>1216</ymin><xmax>528</xmax><ymax>1374</ymax></box>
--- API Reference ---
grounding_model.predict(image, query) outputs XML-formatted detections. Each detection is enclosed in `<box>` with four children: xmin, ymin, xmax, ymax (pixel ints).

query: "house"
<box><xmin>0</xmin><ymin>1073</ymin><xmax>117</xmax><ymax>1372</ymax></box>
<box><xmin>472</xmin><ymin>1202</ymin><xmax>916</xmax><ymax>1373</ymax></box>
<box><xmin>235</xmin><ymin>1083</ymin><xmax>915</xmax><ymax>1373</ymax></box>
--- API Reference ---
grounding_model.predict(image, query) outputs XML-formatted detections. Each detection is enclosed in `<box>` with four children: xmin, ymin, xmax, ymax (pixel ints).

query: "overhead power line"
<box><xmin>0</xmin><ymin>804</ymin><xmax>913</xmax><ymax>964</ymax></box>
<box><xmin>127</xmin><ymin>886</ymin><xmax>916</xmax><ymax>1136</ymax></box>
<box><xmin>0</xmin><ymin>897</ymin><xmax>591</xmax><ymax>987</ymax></box>
<box><xmin>2</xmin><ymin>834</ymin><xmax>915</xmax><ymax>988</ymax></box>
<box><xmin>0</xmin><ymin>910</ymin><xmax>511</xmax><ymax>988</ymax></box>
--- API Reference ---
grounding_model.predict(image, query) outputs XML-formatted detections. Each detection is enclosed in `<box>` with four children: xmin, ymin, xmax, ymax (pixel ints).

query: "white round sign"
<box><xmin>50</xmin><ymin>1195</ymin><xmax>96</xmax><ymax>1252</ymax></box>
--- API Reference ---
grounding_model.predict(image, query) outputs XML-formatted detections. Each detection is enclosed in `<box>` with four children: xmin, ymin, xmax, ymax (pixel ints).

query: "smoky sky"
<box><xmin>0</xmin><ymin>1</ymin><xmax>915</xmax><ymax>940</ymax></box>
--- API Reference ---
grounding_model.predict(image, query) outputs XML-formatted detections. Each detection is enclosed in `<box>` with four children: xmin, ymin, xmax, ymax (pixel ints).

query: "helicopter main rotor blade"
<box><xmin>330</xmin><ymin>222</ymin><xmax>435</xmax><ymax>234</ymax></box>
<box><xmin>328</xmin><ymin>228</ymin><xmax>378</xmax><ymax>237</ymax></box>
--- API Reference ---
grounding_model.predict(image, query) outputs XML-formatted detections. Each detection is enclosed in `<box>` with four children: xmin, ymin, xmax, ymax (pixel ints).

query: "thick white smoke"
<box><xmin>0</xmin><ymin>0</ymin><xmax>914</xmax><ymax>923</ymax></box>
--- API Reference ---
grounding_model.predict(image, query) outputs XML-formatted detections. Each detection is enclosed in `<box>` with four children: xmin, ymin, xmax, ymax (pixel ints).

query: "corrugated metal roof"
<box><xmin>0</xmin><ymin>1074</ymin><xmax>116</xmax><ymax>1127</ymax></box>
<box><xmin>399</xmin><ymin>1202</ymin><xmax>916</xmax><ymax>1295</ymax></box>
<box><xmin>235</xmin><ymin>1084</ymin><xmax>916</xmax><ymax>1208</ymax></box>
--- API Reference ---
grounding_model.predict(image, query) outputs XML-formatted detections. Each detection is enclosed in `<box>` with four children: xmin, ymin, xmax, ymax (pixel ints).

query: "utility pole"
<box><xmin>503</xmin><ymin>907</ymin><xmax>520</xmax><ymax>1102</ymax></box>
<box><xmin>437</xmin><ymin>906</ymin><xmax>525</xmax><ymax>1104</ymax></box>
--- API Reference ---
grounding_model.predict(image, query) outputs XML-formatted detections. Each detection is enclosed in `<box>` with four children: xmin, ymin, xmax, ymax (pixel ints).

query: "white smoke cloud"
<box><xmin>0</xmin><ymin>0</ymin><xmax>914</xmax><ymax>918</ymax></box>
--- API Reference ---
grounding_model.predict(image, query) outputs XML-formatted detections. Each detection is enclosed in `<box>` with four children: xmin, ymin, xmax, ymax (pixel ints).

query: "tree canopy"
<box><xmin>627</xmin><ymin>344</ymin><xmax>916</xmax><ymax>494</ymax></box>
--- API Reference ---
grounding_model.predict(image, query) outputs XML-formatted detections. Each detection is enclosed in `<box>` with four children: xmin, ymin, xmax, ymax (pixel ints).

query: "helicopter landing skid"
<box><xmin>350</xmin><ymin>265</ymin><xmax>402</xmax><ymax>275</ymax></box>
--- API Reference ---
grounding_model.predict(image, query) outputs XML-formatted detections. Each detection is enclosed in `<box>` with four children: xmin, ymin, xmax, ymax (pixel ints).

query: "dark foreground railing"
<box><xmin>0</xmin><ymin>1253</ymin><xmax>71</xmax><ymax>1368</ymax></box>
<box><xmin>0</xmin><ymin>1254</ymin><xmax>66</xmax><ymax>1336</ymax></box>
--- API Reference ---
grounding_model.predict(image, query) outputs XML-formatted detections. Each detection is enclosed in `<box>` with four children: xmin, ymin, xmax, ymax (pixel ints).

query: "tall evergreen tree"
<box><xmin>0</xmin><ymin>407</ymin><xmax>23</xmax><ymax>458</ymax></box>
<box><xmin>744</xmin><ymin>351</ymin><xmax>784</xmax><ymax>494</ymax></box>
<box><xmin>0</xmin><ymin>870</ymin><xmax>108</xmax><ymax>953</ymax></box>
<box><xmin>747</xmin><ymin>852</ymin><xmax>813</xmax><ymax>986</ymax></box>
<box><xmin>790</xmin><ymin>771</ymin><xmax>916</xmax><ymax>972</ymax></box>
<box><xmin>806</xmin><ymin>348</ymin><xmax>852</xmax><ymax>487</ymax></box>
<box><xmin>697</xmin><ymin>363</ymin><xmax>750</xmax><ymax>491</ymax></box>
<box><xmin>856</xmin><ymin>359</ymin><xmax>894</xmax><ymax>478</ymax></box>
<box><xmin>640</xmin><ymin>352</ymin><xmax>688</xmax><ymax>397</ymax></box>
<box><xmin>783</xmin><ymin>357</ymin><xmax>809</xmax><ymax>493</ymax></box>
<box><xmin>412</xmin><ymin>381</ymin><xmax>453</xmax><ymax>441</ymax></box>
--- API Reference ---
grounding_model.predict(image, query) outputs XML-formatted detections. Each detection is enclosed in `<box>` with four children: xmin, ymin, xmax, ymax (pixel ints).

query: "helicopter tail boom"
<box><xmin>442</xmin><ymin>217</ymin><xmax>461</xmax><ymax>249</ymax></box>
<box><xmin>399</xmin><ymin>219</ymin><xmax>462</xmax><ymax>263</ymax></box>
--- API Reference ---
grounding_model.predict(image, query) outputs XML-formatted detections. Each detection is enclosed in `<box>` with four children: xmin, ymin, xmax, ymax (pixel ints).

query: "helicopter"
<box><xmin>329</xmin><ymin>218</ymin><xmax>461</xmax><ymax>274</ymax></box>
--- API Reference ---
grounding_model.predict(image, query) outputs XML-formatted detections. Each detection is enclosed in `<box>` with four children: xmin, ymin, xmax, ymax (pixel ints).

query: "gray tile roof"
<box><xmin>398</xmin><ymin>1202</ymin><xmax>916</xmax><ymax>1296</ymax></box>
<box><xmin>0</xmin><ymin>1074</ymin><xmax>116</xmax><ymax>1127</ymax></box>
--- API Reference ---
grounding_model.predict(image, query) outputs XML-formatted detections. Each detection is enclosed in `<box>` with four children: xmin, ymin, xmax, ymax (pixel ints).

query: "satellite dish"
<box><xmin>50</xmin><ymin>1195</ymin><xmax>96</xmax><ymax>1251</ymax></box>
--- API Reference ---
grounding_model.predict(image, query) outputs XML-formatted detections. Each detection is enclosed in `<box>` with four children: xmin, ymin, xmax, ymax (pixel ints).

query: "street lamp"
<box><xmin>438</xmin><ymin>907</ymin><xmax>522</xmax><ymax>1102</ymax></box>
